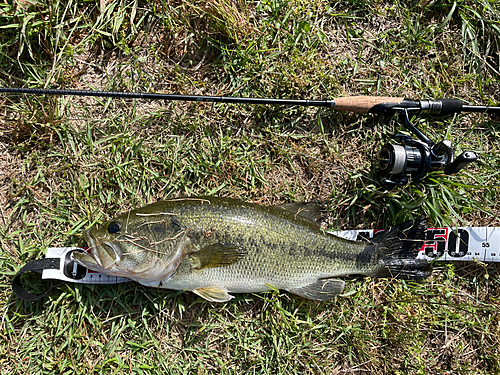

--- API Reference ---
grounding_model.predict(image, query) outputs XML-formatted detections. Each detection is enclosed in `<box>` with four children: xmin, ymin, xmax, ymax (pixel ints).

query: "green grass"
<box><xmin>1</xmin><ymin>0</ymin><xmax>500</xmax><ymax>373</ymax></box>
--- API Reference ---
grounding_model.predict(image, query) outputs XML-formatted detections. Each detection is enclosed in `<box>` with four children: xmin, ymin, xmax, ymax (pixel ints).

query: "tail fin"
<box><xmin>370</xmin><ymin>217</ymin><xmax>432</xmax><ymax>280</ymax></box>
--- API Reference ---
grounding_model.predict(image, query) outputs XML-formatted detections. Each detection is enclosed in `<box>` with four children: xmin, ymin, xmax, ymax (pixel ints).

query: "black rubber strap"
<box><xmin>12</xmin><ymin>258</ymin><xmax>60</xmax><ymax>301</ymax></box>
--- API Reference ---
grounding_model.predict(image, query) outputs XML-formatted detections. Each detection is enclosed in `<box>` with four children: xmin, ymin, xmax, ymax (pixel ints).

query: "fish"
<box><xmin>73</xmin><ymin>196</ymin><xmax>431</xmax><ymax>302</ymax></box>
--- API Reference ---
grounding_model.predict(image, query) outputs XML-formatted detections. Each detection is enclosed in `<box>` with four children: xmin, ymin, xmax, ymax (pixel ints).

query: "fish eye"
<box><xmin>107</xmin><ymin>221</ymin><xmax>121</xmax><ymax>234</ymax></box>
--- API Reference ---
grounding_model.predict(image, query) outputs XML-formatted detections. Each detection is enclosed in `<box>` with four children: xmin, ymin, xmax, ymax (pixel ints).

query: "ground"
<box><xmin>1</xmin><ymin>1</ymin><xmax>500</xmax><ymax>374</ymax></box>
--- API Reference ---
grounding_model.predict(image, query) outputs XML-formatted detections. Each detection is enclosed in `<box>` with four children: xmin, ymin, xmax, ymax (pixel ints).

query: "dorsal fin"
<box><xmin>277</xmin><ymin>202</ymin><xmax>323</xmax><ymax>225</ymax></box>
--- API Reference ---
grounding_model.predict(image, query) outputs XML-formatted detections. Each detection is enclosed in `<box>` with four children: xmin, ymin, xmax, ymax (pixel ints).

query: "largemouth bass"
<box><xmin>73</xmin><ymin>197</ymin><xmax>431</xmax><ymax>302</ymax></box>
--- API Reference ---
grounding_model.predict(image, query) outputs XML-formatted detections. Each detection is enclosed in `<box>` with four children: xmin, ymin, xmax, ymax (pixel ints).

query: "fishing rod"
<box><xmin>2</xmin><ymin>86</ymin><xmax>499</xmax><ymax>185</ymax></box>
<box><xmin>2</xmin><ymin>87</ymin><xmax>499</xmax><ymax>114</ymax></box>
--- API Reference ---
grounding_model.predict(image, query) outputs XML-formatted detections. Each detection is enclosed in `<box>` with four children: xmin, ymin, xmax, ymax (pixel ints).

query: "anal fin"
<box><xmin>193</xmin><ymin>287</ymin><xmax>234</xmax><ymax>302</ymax></box>
<box><xmin>286</xmin><ymin>278</ymin><xmax>345</xmax><ymax>301</ymax></box>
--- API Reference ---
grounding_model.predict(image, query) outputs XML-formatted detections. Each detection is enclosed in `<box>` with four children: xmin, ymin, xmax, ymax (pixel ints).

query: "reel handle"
<box><xmin>444</xmin><ymin>151</ymin><xmax>478</xmax><ymax>175</ymax></box>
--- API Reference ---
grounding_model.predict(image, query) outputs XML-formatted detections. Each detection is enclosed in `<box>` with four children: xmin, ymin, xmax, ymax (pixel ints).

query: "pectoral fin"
<box><xmin>286</xmin><ymin>278</ymin><xmax>345</xmax><ymax>301</ymax></box>
<box><xmin>193</xmin><ymin>287</ymin><xmax>234</xmax><ymax>302</ymax></box>
<box><xmin>189</xmin><ymin>243</ymin><xmax>247</xmax><ymax>270</ymax></box>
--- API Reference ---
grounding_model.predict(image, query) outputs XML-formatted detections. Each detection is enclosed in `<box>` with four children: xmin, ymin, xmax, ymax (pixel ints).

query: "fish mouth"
<box><xmin>74</xmin><ymin>228</ymin><xmax>186</xmax><ymax>282</ymax></box>
<box><xmin>73</xmin><ymin>230</ymin><xmax>123</xmax><ymax>272</ymax></box>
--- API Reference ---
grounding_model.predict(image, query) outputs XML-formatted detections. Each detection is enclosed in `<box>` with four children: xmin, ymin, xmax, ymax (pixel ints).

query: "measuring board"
<box><xmin>34</xmin><ymin>226</ymin><xmax>499</xmax><ymax>285</ymax></box>
<box><xmin>42</xmin><ymin>247</ymin><xmax>130</xmax><ymax>284</ymax></box>
<box><xmin>331</xmin><ymin>226</ymin><xmax>500</xmax><ymax>262</ymax></box>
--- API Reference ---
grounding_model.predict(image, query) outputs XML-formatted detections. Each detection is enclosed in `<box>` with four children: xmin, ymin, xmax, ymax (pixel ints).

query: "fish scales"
<box><xmin>74</xmin><ymin>197</ymin><xmax>431</xmax><ymax>302</ymax></box>
<box><xmin>159</xmin><ymin>199</ymin><xmax>369</xmax><ymax>290</ymax></box>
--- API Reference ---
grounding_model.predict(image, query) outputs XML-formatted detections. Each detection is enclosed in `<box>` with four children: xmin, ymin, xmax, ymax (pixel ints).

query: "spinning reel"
<box><xmin>377</xmin><ymin>108</ymin><xmax>477</xmax><ymax>186</ymax></box>
<box><xmin>369</xmin><ymin>99</ymin><xmax>485</xmax><ymax>186</ymax></box>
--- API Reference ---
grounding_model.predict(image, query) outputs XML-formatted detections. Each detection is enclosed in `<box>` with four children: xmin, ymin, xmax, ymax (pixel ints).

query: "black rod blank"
<box><xmin>0</xmin><ymin>87</ymin><xmax>334</xmax><ymax>107</ymax></box>
<box><xmin>1</xmin><ymin>86</ymin><xmax>499</xmax><ymax>115</ymax></box>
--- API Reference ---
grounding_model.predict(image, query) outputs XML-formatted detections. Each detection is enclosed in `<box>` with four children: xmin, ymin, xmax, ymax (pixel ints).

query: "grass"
<box><xmin>1</xmin><ymin>0</ymin><xmax>500</xmax><ymax>373</ymax></box>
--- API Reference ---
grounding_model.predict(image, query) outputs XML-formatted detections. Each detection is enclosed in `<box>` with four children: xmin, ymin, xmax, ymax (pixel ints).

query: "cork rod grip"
<box><xmin>333</xmin><ymin>96</ymin><xmax>404</xmax><ymax>113</ymax></box>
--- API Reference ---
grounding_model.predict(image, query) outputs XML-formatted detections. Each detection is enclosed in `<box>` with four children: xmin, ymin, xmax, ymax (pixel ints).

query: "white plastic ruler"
<box><xmin>42</xmin><ymin>247</ymin><xmax>130</xmax><ymax>284</ymax></box>
<box><xmin>331</xmin><ymin>226</ymin><xmax>500</xmax><ymax>262</ymax></box>
<box><xmin>38</xmin><ymin>226</ymin><xmax>499</xmax><ymax>285</ymax></box>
